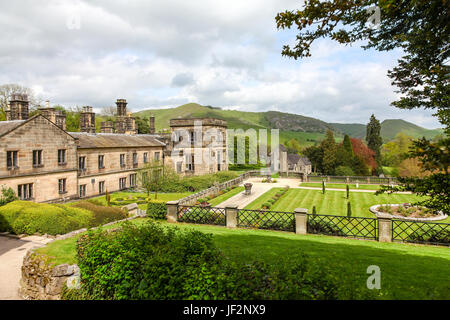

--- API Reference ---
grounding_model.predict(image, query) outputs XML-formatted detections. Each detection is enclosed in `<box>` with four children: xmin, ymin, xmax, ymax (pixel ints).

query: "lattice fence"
<box><xmin>177</xmin><ymin>205</ymin><xmax>226</xmax><ymax>226</ymax></box>
<box><xmin>307</xmin><ymin>214</ymin><xmax>378</xmax><ymax>240</ymax></box>
<box><xmin>237</xmin><ymin>209</ymin><xmax>295</xmax><ymax>232</ymax></box>
<box><xmin>392</xmin><ymin>220</ymin><xmax>450</xmax><ymax>246</ymax></box>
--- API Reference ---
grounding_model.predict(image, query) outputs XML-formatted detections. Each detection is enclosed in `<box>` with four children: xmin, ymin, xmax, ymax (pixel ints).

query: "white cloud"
<box><xmin>0</xmin><ymin>0</ymin><xmax>442</xmax><ymax>129</ymax></box>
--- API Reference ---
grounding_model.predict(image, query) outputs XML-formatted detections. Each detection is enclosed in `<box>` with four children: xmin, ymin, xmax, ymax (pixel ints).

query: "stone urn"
<box><xmin>244</xmin><ymin>183</ymin><xmax>253</xmax><ymax>195</ymax></box>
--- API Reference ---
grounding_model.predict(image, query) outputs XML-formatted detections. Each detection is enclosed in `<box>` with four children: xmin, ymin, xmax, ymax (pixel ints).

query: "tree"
<box><xmin>275</xmin><ymin>1</ymin><xmax>449</xmax><ymax>130</ymax></box>
<box><xmin>335</xmin><ymin>165</ymin><xmax>354</xmax><ymax>176</ymax></box>
<box><xmin>137</xmin><ymin>161</ymin><xmax>178</xmax><ymax>199</ymax></box>
<box><xmin>135</xmin><ymin>116</ymin><xmax>150</xmax><ymax>134</ymax></box>
<box><xmin>366</xmin><ymin>115</ymin><xmax>383</xmax><ymax>172</ymax></box>
<box><xmin>381</xmin><ymin>132</ymin><xmax>414</xmax><ymax>167</ymax></box>
<box><xmin>321</xmin><ymin>130</ymin><xmax>337</xmax><ymax>175</ymax></box>
<box><xmin>350</xmin><ymin>138</ymin><xmax>376</xmax><ymax>174</ymax></box>
<box><xmin>0</xmin><ymin>187</ymin><xmax>17</xmax><ymax>206</ymax></box>
<box><xmin>286</xmin><ymin>138</ymin><xmax>302</xmax><ymax>154</ymax></box>
<box><xmin>303</xmin><ymin>144</ymin><xmax>324</xmax><ymax>173</ymax></box>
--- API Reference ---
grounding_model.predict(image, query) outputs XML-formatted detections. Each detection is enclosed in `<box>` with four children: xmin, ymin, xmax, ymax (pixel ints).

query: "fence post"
<box><xmin>377</xmin><ymin>214</ymin><xmax>392</xmax><ymax>242</ymax></box>
<box><xmin>225</xmin><ymin>205</ymin><xmax>239</xmax><ymax>228</ymax></box>
<box><xmin>294</xmin><ymin>208</ymin><xmax>308</xmax><ymax>235</ymax></box>
<box><xmin>166</xmin><ymin>201</ymin><xmax>179</xmax><ymax>223</ymax></box>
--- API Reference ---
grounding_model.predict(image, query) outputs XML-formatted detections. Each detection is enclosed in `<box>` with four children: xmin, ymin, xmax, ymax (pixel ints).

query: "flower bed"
<box><xmin>370</xmin><ymin>204</ymin><xmax>447</xmax><ymax>221</ymax></box>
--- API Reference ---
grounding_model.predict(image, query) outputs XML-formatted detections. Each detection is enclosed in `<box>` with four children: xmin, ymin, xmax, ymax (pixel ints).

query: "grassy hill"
<box><xmin>134</xmin><ymin>103</ymin><xmax>337</xmax><ymax>146</ymax></box>
<box><xmin>330</xmin><ymin>120</ymin><xmax>442</xmax><ymax>141</ymax></box>
<box><xmin>134</xmin><ymin>103</ymin><xmax>442</xmax><ymax>146</ymax></box>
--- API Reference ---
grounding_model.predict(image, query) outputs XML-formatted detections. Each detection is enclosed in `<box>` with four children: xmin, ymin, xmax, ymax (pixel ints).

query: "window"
<box><xmin>143</xmin><ymin>152</ymin><xmax>148</xmax><ymax>163</ymax></box>
<box><xmin>79</xmin><ymin>184</ymin><xmax>86</xmax><ymax>198</ymax></box>
<box><xmin>176</xmin><ymin>162</ymin><xmax>182</xmax><ymax>173</ymax></box>
<box><xmin>99</xmin><ymin>181</ymin><xmax>105</xmax><ymax>194</ymax></box>
<box><xmin>119</xmin><ymin>177</ymin><xmax>127</xmax><ymax>190</ymax></box>
<box><xmin>154</xmin><ymin>152</ymin><xmax>160</xmax><ymax>161</ymax></box>
<box><xmin>98</xmin><ymin>155</ymin><xmax>105</xmax><ymax>169</ymax></box>
<box><xmin>58</xmin><ymin>178</ymin><xmax>67</xmax><ymax>194</ymax></box>
<box><xmin>185</xmin><ymin>154</ymin><xmax>194</xmax><ymax>171</ymax></box>
<box><xmin>58</xmin><ymin>149</ymin><xmax>66</xmax><ymax>165</ymax></box>
<box><xmin>6</xmin><ymin>151</ymin><xmax>18</xmax><ymax>169</ymax></box>
<box><xmin>32</xmin><ymin>150</ymin><xmax>43</xmax><ymax>167</ymax></box>
<box><xmin>129</xmin><ymin>173</ymin><xmax>137</xmax><ymax>187</ymax></box>
<box><xmin>120</xmin><ymin>154</ymin><xmax>126</xmax><ymax>168</ymax></box>
<box><xmin>78</xmin><ymin>156</ymin><xmax>86</xmax><ymax>170</ymax></box>
<box><xmin>18</xmin><ymin>183</ymin><xmax>33</xmax><ymax>200</ymax></box>
<box><xmin>133</xmin><ymin>153</ymin><xmax>138</xmax><ymax>167</ymax></box>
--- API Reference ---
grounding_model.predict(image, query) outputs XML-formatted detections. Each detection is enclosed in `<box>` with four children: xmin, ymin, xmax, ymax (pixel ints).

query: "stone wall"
<box><xmin>20</xmin><ymin>251</ymin><xmax>80</xmax><ymax>300</ymax></box>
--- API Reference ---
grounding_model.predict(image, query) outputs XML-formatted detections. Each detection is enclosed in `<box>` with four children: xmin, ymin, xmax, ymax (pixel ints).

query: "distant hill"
<box><xmin>134</xmin><ymin>103</ymin><xmax>442</xmax><ymax>146</ymax></box>
<box><xmin>134</xmin><ymin>103</ymin><xmax>336</xmax><ymax>146</ymax></box>
<box><xmin>330</xmin><ymin>120</ymin><xmax>443</xmax><ymax>142</ymax></box>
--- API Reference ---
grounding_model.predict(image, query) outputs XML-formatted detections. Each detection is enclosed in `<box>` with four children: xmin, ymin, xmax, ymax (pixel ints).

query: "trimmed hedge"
<box><xmin>147</xmin><ymin>202</ymin><xmax>167</xmax><ymax>220</ymax></box>
<box><xmin>0</xmin><ymin>201</ymin><xmax>93</xmax><ymax>235</ymax></box>
<box><xmin>71</xmin><ymin>201</ymin><xmax>127</xmax><ymax>227</ymax></box>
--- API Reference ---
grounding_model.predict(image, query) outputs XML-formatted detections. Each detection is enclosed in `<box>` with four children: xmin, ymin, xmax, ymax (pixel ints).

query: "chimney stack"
<box><xmin>116</xmin><ymin>99</ymin><xmax>127</xmax><ymax>117</ymax></box>
<box><xmin>7</xmin><ymin>94</ymin><xmax>29</xmax><ymax>121</ymax></box>
<box><xmin>80</xmin><ymin>106</ymin><xmax>96</xmax><ymax>133</ymax></box>
<box><xmin>101</xmin><ymin>121</ymin><xmax>114</xmax><ymax>133</ymax></box>
<box><xmin>149</xmin><ymin>115</ymin><xmax>155</xmax><ymax>134</ymax></box>
<box><xmin>39</xmin><ymin>100</ymin><xmax>67</xmax><ymax>131</ymax></box>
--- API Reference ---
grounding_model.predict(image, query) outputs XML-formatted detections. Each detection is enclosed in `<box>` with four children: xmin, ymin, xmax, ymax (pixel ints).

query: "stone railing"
<box><xmin>178</xmin><ymin>171</ymin><xmax>253</xmax><ymax>205</ymax></box>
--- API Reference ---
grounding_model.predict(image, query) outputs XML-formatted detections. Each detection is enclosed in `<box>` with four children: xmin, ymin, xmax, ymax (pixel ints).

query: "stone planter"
<box><xmin>369</xmin><ymin>204</ymin><xmax>447</xmax><ymax>222</ymax></box>
<box><xmin>244</xmin><ymin>183</ymin><xmax>253</xmax><ymax>195</ymax></box>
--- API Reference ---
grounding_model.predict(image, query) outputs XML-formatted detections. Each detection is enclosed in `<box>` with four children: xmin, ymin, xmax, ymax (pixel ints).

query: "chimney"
<box><xmin>100</xmin><ymin>121</ymin><xmax>114</xmax><ymax>133</ymax></box>
<box><xmin>7</xmin><ymin>94</ymin><xmax>29</xmax><ymax>120</ymax></box>
<box><xmin>116</xmin><ymin>99</ymin><xmax>127</xmax><ymax>117</ymax></box>
<box><xmin>80</xmin><ymin>106</ymin><xmax>96</xmax><ymax>133</ymax></box>
<box><xmin>149</xmin><ymin>115</ymin><xmax>155</xmax><ymax>134</ymax></box>
<box><xmin>39</xmin><ymin>100</ymin><xmax>67</xmax><ymax>131</ymax></box>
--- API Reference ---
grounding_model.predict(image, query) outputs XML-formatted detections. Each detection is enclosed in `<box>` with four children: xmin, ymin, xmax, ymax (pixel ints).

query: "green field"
<box><xmin>37</xmin><ymin>219</ymin><xmax>450</xmax><ymax>299</ymax></box>
<box><xmin>300</xmin><ymin>182</ymin><xmax>382</xmax><ymax>190</ymax></box>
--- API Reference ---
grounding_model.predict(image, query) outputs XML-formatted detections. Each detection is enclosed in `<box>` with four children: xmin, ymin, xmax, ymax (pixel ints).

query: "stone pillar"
<box><xmin>377</xmin><ymin>214</ymin><xmax>392</xmax><ymax>242</ymax></box>
<box><xmin>225</xmin><ymin>205</ymin><xmax>238</xmax><ymax>228</ymax></box>
<box><xmin>294</xmin><ymin>208</ymin><xmax>308</xmax><ymax>235</ymax></box>
<box><xmin>166</xmin><ymin>201</ymin><xmax>179</xmax><ymax>223</ymax></box>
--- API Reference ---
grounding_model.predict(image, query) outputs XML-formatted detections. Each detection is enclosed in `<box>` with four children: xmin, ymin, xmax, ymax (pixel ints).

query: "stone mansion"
<box><xmin>0</xmin><ymin>95</ymin><xmax>228</xmax><ymax>202</ymax></box>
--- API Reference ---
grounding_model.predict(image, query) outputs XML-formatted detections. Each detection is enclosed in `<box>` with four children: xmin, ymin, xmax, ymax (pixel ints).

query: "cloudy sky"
<box><xmin>0</xmin><ymin>0</ymin><xmax>441</xmax><ymax>128</ymax></box>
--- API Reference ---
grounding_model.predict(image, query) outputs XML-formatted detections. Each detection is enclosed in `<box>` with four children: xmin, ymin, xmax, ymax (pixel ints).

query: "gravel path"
<box><xmin>0</xmin><ymin>235</ymin><xmax>51</xmax><ymax>300</ymax></box>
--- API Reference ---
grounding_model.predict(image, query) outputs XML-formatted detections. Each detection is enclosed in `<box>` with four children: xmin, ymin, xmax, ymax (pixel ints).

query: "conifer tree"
<box><xmin>366</xmin><ymin>114</ymin><xmax>383</xmax><ymax>173</ymax></box>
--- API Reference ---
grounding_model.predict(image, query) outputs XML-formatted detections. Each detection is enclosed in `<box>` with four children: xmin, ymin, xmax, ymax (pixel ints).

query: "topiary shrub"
<box><xmin>147</xmin><ymin>202</ymin><xmax>167</xmax><ymax>220</ymax></box>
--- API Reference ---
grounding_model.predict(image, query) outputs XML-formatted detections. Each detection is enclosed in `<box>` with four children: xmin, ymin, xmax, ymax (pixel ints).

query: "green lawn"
<box><xmin>245</xmin><ymin>188</ymin><xmax>432</xmax><ymax>218</ymax></box>
<box><xmin>37</xmin><ymin>219</ymin><xmax>450</xmax><ymax>299</ymax></box>
<box><xmin>209</xmin><ymin>187</ymin><xmax>245</xmax><ymax>207</ymax></box>
<box><xmin>300</xmin><ymin>182</ymin><xmax>382</xmax><ymax>190</ymax></box>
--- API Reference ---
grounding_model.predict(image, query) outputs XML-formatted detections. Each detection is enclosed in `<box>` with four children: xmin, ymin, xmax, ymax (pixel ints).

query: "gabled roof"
<box><xmin>0</xmin><ymin>115</ymin><xmax>76</xmax><ymax>139</ymax></box>
<box><xmin>0</xmin><ymin>120</ymin><xmax>25</xmax><ymax>137</ymax></box>
<box><xmin>287</xmin><ymin>153</ymin><xmax>301</xmax><ymax>165</ymax></box>
<box><xmin>70</xmin><ymin>132</ymin><xmax>166</xmax><ymax>149</ymax></box>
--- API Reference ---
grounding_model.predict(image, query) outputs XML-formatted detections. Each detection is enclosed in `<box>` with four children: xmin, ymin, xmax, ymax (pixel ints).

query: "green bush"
<box><xmin>335</xmin><ymin>166</ymin><xmax>355</xmax><ymax>176</ymax></box>
<box><xmin>147</xmin><ymin>202</ymin><xmax>167</xmax><ymax>220</ymax></box>
<box><xmin>71</xmin><ymin>201</ymin><xmax>127</xmax><ymax>227</ymax></box>
<box><xmin>0</xmin><ymin>187</ymin><xmax>18</xmax><ymax>206</ymax></box>
<box><xmin>63</xmin><ymin>221</ymin><xmax>365</xmax><ymax>300</ymax></box>
<box><xmin>0</xmin><ymin>201</ymin><xmax>93</xmax><ymax>235</ymax></box>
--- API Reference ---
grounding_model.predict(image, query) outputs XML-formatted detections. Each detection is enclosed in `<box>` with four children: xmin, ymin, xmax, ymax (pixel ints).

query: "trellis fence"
<box><xmin>166</xmin><ymin>202</ymin><xmax>449</xmax><ymax>246</ymax></box>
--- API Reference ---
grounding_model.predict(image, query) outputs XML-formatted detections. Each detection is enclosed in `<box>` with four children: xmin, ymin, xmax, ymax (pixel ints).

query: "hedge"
<box><xmin>71</xmin><ymin>201</ymin><xmax>127</xmax><ymax>227</ymax></box>
<box><xmin>63</xmin><ymin>221</ymin><xmax>374</xmax><ymax>300</ymax></box>
<box><xmin>0</xmin><ymin>201</ymin><xmax>93</xmax><ymax>235</ymax></box>
<box><xmin>147</xmin><ymin>202</ymin><xmax>167</xmax><ymax>220</ymax></box>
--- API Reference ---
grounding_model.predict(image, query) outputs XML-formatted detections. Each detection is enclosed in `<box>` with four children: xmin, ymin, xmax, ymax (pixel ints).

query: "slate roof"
<box><xmin>0</xmin><ymin>120</ymin><xmax>26</xmax><ymax>137</ymax></box>
<box><xmin>69</xmin><ymin>132</ymin><xmax>166</xmax><ymax>149</ymax></box>
<box><xmin>287</xmin><ymin>154</ymin><xmax>312</xmax><ymax>166</ymax></box>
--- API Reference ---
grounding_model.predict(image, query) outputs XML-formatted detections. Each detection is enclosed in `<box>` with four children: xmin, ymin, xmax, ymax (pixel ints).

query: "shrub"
<box><xmin>0</xmin><ymin>201</ymin><xmax>93</xmax><ymax>235</ymax></box>
<box><xmin>347</xmin><ymin>202</ymin><xmax>352</xmax><ymax>218</ymax></box>
<box><xmin>63</xmin><ymin>221</ymin><xmax>361</xmax><ymax>300</ymax></box>
<box><xmin>307</xmin><ymin>219</ymin><xmax>346</xmax><ymax>237</ymax></box>
<box><xmin>335</xmin><ymin>166</ymin><xmax>355</xmax><ymax>176</ymax></box>
<box><xmin>147</xmin><ymin>202</ymin><xmax>167</xmax><ymax>220</ymax></box>
<box><xmin>262</xmin><ymin>202</ymin><xmax>272</xmax><ymax>209</ymax></box>
<box><xmin>0</xmin><ymin>187</ymin><xmax>18</xmax><ymax>207</ymax></box>
<box><xmin>406</xmin><ymin>227</ymin><xmax>450</xmax><ymax>244</ymax></box>
<box><xmin>71</xmin><ymin>201</ymin><xmax>127</xmax><ymax>227</ymax></box>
